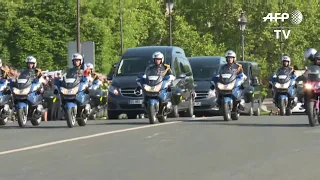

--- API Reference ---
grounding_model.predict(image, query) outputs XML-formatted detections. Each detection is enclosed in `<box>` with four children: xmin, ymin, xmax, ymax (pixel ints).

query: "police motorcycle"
<box><xmin>88</xmin><ymin>77</ymin><xmax>105</xmax><ymax>119</ymax></box>
<box><xmin>269</xmin><ymin>69</ymin><xmax>297</xmax><ymax>116</ymax></box>
<box><xmin>137</xmin><ymin>68</ymin><xmax>175</xmax><ymax>124</ymax></box>
<box><xmin>0</xmin><ymin>78</ymin><xmax>13</xmax><ymax>125</ymax></box>
<box><xmin>210</xmin><ymin>67</ymin><xmax>246</xmax><ymax>121</ymax></box>
<box><xmin>54</xmin><ymin>69</ymin><xmax>91</xmax><ymax>128</ymax></box>
<box><xmin>11</xmin><ymin>70</ymin><xmax>44</xmax><ymax>127</ymax></box>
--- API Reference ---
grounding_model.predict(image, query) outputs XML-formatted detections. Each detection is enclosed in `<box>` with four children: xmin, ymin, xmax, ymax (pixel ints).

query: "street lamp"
<box><xmin>76</xmin><ymin>0</ymin><xmax>81</xmax><ymax>54</ymax></box>
<box><xmin>238</xmin><ymin>11</ymin><xmax>247</xmax><ymax>61</ymax></box>
<box><xmin>166</xmin><ymin>0</ymin><xmax>174</xmax><ymax>46</ymax></box>
<box><xmin>119</xmin><ymin>0</ymin><xmax>124</xmax><ymax>55</ymax></box>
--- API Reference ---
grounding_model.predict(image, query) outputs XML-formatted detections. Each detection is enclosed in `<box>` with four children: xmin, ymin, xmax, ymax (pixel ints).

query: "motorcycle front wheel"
<box><xmin>279</xmin><ymin>98</ymin><xmax>286</xmax><ymax>116</ymax></box>
<box><xmin>148</xmin><ymin>104</ymin><xmax>157</xmax><ymax>124</ymax></box>
<box><xmin>17</xmin><ymin>108</ymin><xmax>27</xmax><ymax>128</ymax></box>
<box><xmin>222</xmin><ymin>100</ymin><xmax>232</xmax><ymax>121</ymax></box>
<box><xmin>66</xmin><ymin>108</ymin><xmax>76</xmax><ymax>128</ymax></box>
<box><xmin>307</xmin><ymin>101</ymin><xmax>317</xmax><ymax>127</ymax></box>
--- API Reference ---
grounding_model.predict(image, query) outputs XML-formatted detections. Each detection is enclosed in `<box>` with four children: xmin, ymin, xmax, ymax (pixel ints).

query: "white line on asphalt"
<box><xmin>0</xmin><ymin>121</ymin><xmax>182</xmax><ymax>156</ymax></box>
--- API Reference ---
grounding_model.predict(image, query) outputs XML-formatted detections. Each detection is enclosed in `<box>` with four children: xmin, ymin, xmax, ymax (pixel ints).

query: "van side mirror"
<box><xmin>251</xmin><ymin>76</ymin><xmax>260</xmax><ymax>86</ymax></box>
<box><xmin>107</xmin><ymin>76</ymin><xmax>112</xmax><ymax>81</ymax></box>
<box><xmin>137</xmin><ymin>74</ymin><xmax>143</xmax><ymax>79</ymax></box>
<box><xmin>179</xmin><ymin>73</ymin><xmax>186</xmax><ymax>79</ymax></box>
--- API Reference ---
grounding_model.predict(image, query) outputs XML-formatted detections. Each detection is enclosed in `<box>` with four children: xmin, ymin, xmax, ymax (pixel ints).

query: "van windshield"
<box><xmin>116</xmin><ymin>56</ymin><xmax>151</xmax><ymax>76</ymax></box>
<box><xmin>190</xmin><ymin>64</ymin><xmax>220</xmax><ymax>81</ymax></box>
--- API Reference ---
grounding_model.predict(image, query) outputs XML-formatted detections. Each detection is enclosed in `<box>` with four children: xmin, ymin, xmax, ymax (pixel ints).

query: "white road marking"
<box><xmin>146</xmin><ymin>133</ymin><xmax>161</xmax><ymax>139</ymax></box>
<box><xmin>0</xmin><ymin>121</ymin><xmax>182</xmax><ymax>156</ymax></box>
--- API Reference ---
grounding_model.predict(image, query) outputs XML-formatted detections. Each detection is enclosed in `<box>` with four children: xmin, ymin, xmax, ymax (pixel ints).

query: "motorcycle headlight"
<box><xmin>143</xmin><ymin>82</ymin><xmax>163</xmax><ymax>92</ymax></box>
<box><xmin>275</xmin><ymin>81</ymin><xmax>290</xmax><ymax>89</ymax></box>
<box><xmin>305</xmin><ymin>83</ymin><xmax>313</xmax><ymax>89</ymax></box>
<box><xmin>60</xmin><ymin>85</ymin><xmax>79</xmax><ymax>95</ymax></box>
<box><xmin>109</xmin><ymin>85</ymin><xmax>119</xmax><ymax>95</ymax></box>
<box><xmin>13</xmin><ymin>86</ymin><xmax>31</xmax><ymax>95</ymax></box>
<box><xmin>207</xmin><ymin>89</ymin><xmax>216</xmax><ymax>98</ymax></box>
<box><xmin>217</xmin><ymin>81</ymin><xmax>235</xmax><ymax>90</ymax></box>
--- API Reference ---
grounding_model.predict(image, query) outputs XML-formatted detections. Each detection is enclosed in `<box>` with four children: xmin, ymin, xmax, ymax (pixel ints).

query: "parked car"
<box><xmin>107</xmin><ymin>46</ymin><xmax>196</xmax><ymax>119</ymax></box>
<box><xmin>238</xmin><ymin>61</ymin><xmax>263</xmax><ymax>116</ymax></box>
<box><xmin>188</xmin><ymin>56</ymin><xmax>226</xmax><ymax>117</ymax></box>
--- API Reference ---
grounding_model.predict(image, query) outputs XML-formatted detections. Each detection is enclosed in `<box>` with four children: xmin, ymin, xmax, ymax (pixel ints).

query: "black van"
<box><xmin>188</xmin><ymin>56</ymin><xmax>226</xmax><ymax>116</ymax></box>
<box><xmin>107</xmin><ymin>46</ymin><xmax>196</xmax><ymax>119</ymax></box>
<box><xmin>238</xmin><ymin>61</ymin><xmax>262</xmax><ymax>116</ymax></box>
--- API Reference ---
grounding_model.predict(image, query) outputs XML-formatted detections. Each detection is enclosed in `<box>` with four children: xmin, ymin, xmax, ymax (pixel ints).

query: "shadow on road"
<box><xmin>212</xmin><ymin>122</ymin><xmax>309</xmax><ymax>128</ymax></box>
<box><xmin>181</xmin><ymin>119</ymin><xmax>226</xmax><ymax>123</ymax></box>
<box><xmin>90</xmin><ymin>122</ymin><xmax>150</xmax><ymax>126</ymax></box>
<box><xmin>0</xmin><ymin>126</ymin><xmax>68</xmax><ymax>129</ymax></box>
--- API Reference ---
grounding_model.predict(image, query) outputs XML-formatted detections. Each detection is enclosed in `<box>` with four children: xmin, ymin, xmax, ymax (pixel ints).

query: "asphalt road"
<box><xmin>0</xmin><ymin>115</ymin><xmax>319</xmax><ymax>180</ymax></box>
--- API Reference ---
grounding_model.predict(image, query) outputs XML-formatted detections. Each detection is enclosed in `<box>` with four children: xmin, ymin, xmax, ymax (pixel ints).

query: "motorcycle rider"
<box><xmin>54</xmin><ymin>53</ymin><xmax>91</xmax><ymax>117</ymax></box>
<box><xmin>107</xmin><ymin>63</ymin><xmax>118</xmax><ymax>83</ymax></box>
<box><xmin>25</xmin><ymin>56</ymin><xmax>43</xmax><ymax>79</ymax></box>
<box><xmin>269</xmin><ymin>56</ymin><xmax>296</xmax><ymax>88</ymax></box>
<box><xmin>302</xmin><ymin>48</ymin><xmax>320</xmax><ymax>107</ymax></box>
<box><xmin>84</xmin><ymin>63</ymin><xmax>99</xmax><ymax>83</ymax></box>
<box><xmin>139</xmin><ymin>51</ymin><xmax>174</xmax><ymax>83</ymax></box>
<box><xmin>137</xmin><ymin>51</ymin><xmax>175</xmax><ymax>107</ymax></box>
<box><xmin>0</xmin><ymin>59</ymin><xmax>11</xmax><ymax>95</ymax></box>
<box><xmin>212</xmin><ymin>50</ymin><xmax>247</xmax><ymax>110</ymax></box>
<box><xmin>0</xmin><ymin>58</ymin><xmax>9</xmax><ymax>79</ymax></box>
<box><xmin>269</xmin><ymin>55</ymin><xmax>297</xmax><ymax>106</ymax></box>
<box><xmin>68</xmin><ymin>53</ymin><xmax>84</xmax><ymax>76</ymax></box>
<box><xmin>55</xmin><ymin>53</ymin><xmax>84</xmax><ymax>87</ymax></box>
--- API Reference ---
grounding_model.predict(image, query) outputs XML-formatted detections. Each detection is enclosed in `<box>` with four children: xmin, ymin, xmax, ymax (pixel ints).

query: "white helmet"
<box><xmin>86</xmin><ymin>63</ymin><xmax>94</xmax><ymax>69</ymax></box>
<box><xmin>304</xmin><ymin>48</ymin><xmax>317</xmax><ymax>61</ymax></box>
<box><xmin>0</xmin><ymin>58</ymin><xmax>2</xmax><ymax>67</ymax></box>
<box><xmin>26</xmin><ymin>56</ymin><xmax>37</xmax><ymax>68</ymax></box>
<box><xmin>225</xmin><ymin>50</ymin><xmax>236</xmax><ymax>61</ymax></box>
<box><xmin>152</xmin><ymin>51</ymin><xmax>164</xmax><ymax>64</ymax></box>
<box><xmin>282</xmin><ymin>55</ymin><xmax>291</xmax><ymax>65</ymax></box>
<box><xmin>72</xmin><ymin>53</ymin><xmax>83</xmax><ymax>66</ymax></box>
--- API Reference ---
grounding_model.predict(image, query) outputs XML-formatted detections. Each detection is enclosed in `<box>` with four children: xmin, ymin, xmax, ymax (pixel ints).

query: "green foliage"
<box><xmin>0</xmin><ymin>0</ymin><xmax>318</xmax><ymax>79</ymax></box>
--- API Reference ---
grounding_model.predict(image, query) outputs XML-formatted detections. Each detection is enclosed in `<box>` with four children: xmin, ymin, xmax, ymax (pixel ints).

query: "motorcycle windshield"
<box><xmin>218</xmin><ymin>65</ymin><xmax>237</xmax><ymax>84</ymax></box>
<box><xmin>275</xmin><ymin>68</ymin><xmax>291</xmax><ymax>84</ymax></box>
<box><xmin>307</xmin><ymin>65</ymin><xmax>320</xmax><ymax>82</ymax></box>
<box><xmin>145</xmin><ymin>67</ymin><xmax>164</xmax><ymax>86</ymax></box>
<box><xmin>63</xmin><ymin>69</ymin><xmax>81</xmax><ymax>88</ymax></box>
<box><xmin>16</xmin><ymin>69</ymin><xmax>34</xmax><ymax>89</ymax></box>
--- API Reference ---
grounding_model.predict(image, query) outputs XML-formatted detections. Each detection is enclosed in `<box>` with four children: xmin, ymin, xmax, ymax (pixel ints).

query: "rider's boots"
<box><xmin>238</xmin><ymin>99</ymin><xmax>245</xmax><ymax>111</ymax></box>
<box><xmin>84</xmin><ymin>104</ymin><xmax>91</xmax><ymax>117</ymax></box>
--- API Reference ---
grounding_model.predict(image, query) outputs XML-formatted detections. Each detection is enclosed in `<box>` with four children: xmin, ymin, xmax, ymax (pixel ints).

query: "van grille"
<box><xmin>120</xmin><ymin>88</ymin><xmax>142</xmax><ymax>97</ymax></box>
<box><xmin>195</xmin><ymin>91</ymin><xmax>208</xmax><ymax>99</ymax></box>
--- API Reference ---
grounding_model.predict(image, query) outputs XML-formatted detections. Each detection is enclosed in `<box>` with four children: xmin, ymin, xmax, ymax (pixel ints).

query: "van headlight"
<box><xmin>207</xmin><ymin>89</ymin><xmax>216</xmax><ymax>98</ymax></box>
<box><xmin>109</xmin><ymin>85</ymin><xmax>119</xmax><ymax>95</ymax></box>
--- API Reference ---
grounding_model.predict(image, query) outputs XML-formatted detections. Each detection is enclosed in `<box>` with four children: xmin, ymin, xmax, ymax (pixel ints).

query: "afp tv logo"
<box><xmin>263</xmin><ymin>10</ymin><xmax>303</xmax><ymax>40</ymax></box>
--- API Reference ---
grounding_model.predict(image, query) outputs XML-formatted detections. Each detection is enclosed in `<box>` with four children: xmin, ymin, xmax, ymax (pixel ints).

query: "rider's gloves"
<box><xmin>237</xmin><ymin>73</ymin><xmax>243</xmax><ymax>78</ymax></box>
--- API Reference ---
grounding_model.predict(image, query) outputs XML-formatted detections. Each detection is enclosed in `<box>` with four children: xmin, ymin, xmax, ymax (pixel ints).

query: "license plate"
<box><xmin>194</xmin><ymin>102</ymin><xmax>201</xmax><ymax>106</ymax></box>
<box><xmin>129</xmin><ymin>100</ymin><xmax>143</xmax><ymax>104</ymax></box>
